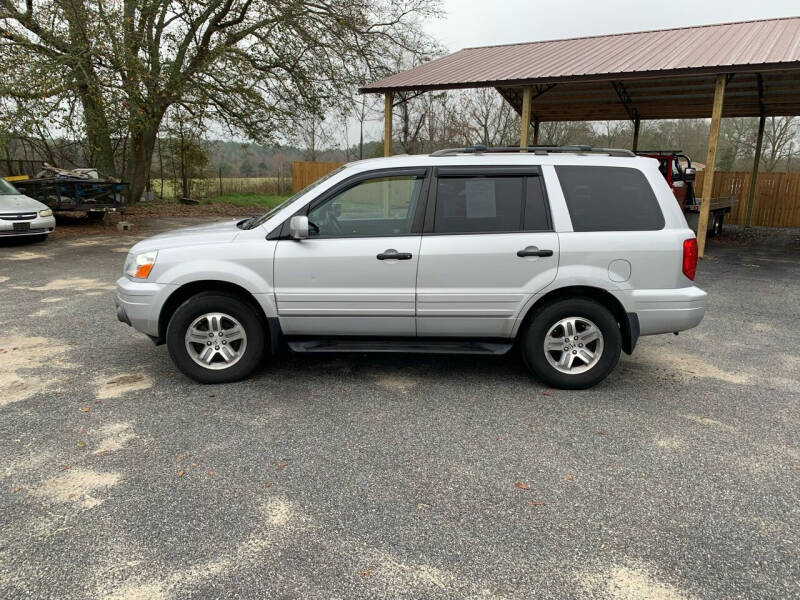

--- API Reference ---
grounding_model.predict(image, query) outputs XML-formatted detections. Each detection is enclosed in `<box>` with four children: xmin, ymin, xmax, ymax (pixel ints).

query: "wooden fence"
<box><xmin>695</xmin><ymin>171</ymin><xmax>800</xmax><ymax>228</ymax></box>
<box><xmin>292</xmin><ymin>161</ymin><xmax>344</xmax><ymax>193</ymax></box>
<box><xmin>291</xmin><ymin>161</ymin><xmax>800</xmax><ymax>228</ymax></box>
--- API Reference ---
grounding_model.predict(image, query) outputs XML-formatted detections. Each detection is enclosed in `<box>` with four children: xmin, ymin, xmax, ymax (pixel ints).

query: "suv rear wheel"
<box><xmin>166</xmin><ymin>292</ymin><xmax>266</xmax><ymax>383</ymax></box>
<box><xmin>521</xmin><ymin>298</ymin><xmax>621</xmax><ymax>389</ymax></box>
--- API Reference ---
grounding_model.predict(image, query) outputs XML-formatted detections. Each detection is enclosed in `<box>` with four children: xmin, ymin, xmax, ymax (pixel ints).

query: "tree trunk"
<box><xmin>62</xmin><ymin>1</ymin><xmax>117</xmax><ymax>178</ymax></box>
<box><xmin>126</xmin><ymin>122</ymin><xmax>159</xmax><ymax>204</ymax></box>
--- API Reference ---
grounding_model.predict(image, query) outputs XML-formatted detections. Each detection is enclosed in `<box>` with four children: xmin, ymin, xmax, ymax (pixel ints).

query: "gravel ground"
<box><xmin>1</xmin><ymin>218</ymin><xmax>798</xmax><ymax>600</ymax></box>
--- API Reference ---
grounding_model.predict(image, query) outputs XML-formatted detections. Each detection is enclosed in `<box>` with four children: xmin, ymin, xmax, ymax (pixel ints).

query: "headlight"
<box><xmin>124</xmin><ymin>250</ymin><xmax>158</xmax><ymax>279</ymax></box>
<box><xmin>39</xmin><ymin>208</ymin><xmax>53</xmax><ymax>217</ymax></box>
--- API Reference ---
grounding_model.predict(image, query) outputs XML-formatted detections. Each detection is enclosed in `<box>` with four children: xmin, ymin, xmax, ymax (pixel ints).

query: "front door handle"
<box><xmin>377</xmin><ymin>249</ymin><xmax>413</xmax><ymax>260</ymax></box>
<box><xmin>517</xmin><ymin>246</ymin><xmax>554</xmax><ymax>258</ymax></box>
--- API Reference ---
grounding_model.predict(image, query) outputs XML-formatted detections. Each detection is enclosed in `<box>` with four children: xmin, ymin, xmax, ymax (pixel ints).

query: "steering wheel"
<box><xmin>311</xmin><ymin>203</ymin><xmax>343</xmax><ymax>236</ymax></box>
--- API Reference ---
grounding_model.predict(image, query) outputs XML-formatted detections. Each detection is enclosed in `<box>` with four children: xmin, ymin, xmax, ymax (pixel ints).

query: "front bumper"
<box><xmin>115</xmin><ymin>276</ymin><xmax>170</xmax><ymax>338</ymax></box>
<box><xmin>620</xmin><ymin>286</ymin><xmax>707</xmax><ymax>336</ymax></box>
<box><xmin>0</xmin><ymin>215</ymin><xmax>55</xmax><ymax>236</ymax></box>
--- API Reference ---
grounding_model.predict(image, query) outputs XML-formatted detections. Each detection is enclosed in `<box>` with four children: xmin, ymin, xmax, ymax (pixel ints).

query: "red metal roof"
<box><xmin>361</xmin><ymin>17</ymin><xmax>800</xmax><ymax>92</ymax></box>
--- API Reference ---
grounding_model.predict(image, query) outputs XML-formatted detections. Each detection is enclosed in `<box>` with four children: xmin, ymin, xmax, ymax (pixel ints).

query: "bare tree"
<box><xmin>296</xmin><ymin>118</ymin><xmax>334</xmax><ymax>162</ymax></box>
<box><xmin>761</xmin><ymin>117</ymin><xmax>799</xmax><ymax>172</ymax></box>
<box><xmin>461</xmin><ymin>88</ymin><xmax>519</xmax><ymax>146</ymax></box>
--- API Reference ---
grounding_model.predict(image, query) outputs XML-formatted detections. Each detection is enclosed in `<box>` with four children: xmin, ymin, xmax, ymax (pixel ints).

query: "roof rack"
<box><xmin>430</xmin><ymin>145</ymin><xmax>636</xmax><ymax>157</ymax></box>
<box><xmin>635</xmin><ymin>149</ymin><xmax>684</xmax><ymax>155</ymax></box>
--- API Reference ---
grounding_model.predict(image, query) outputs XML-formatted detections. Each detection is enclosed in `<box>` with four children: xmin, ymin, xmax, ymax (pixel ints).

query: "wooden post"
<box><xmin>520</xmin><ymin>87</ymin><xmax>532</xmax><ymax>148</ymax></box>
<box><xmin>383</xmin><ymin>92</ymin><xmax>393</xmax><ymax>157</ymax></box>
<box><xmin>632</xmin><ymin>118</ymin><xmax>641</xmax><ymax>152</ymax></box>
<box><xmin>533</xmin><ymin>120</ymin><xmax>540</xmax><ymax>145</ymax></box>
<box><xmin>745</xmin><ymin>113</ymin><xmax>766</xmax><ymax>227</ymax></box>
<box><xmin>697</xmin><ymin>74</ymin><xmax>726</xmax><ymax>258</ymax></box>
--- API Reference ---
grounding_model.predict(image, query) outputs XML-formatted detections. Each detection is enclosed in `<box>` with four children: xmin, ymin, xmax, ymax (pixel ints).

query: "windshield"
<box><xmin>245</xmin><ymin>166</ymin><xmax>346</xmax><ymax>229</ymax></box>
<box><xmin>0</xmin><ymin>178</ymin><xmax>20</xmax><ymax>195</ymax></box>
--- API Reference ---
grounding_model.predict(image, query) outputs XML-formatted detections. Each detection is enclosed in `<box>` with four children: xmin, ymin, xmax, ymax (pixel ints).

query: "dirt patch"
<box><xmin>18</xmin><ymin>277</ymin><xmax>115</xmax><ymax>292</ymax></box>
<box><xmin>680</xmin><ymin>414</ymin><xmax>736</xmax><ymax>432</ymax></box>
<box><xmin>104</xmin><ymin>581</ymin><xmax>167</xmax><ymax>600</ymax></box>
<box><xmin>373</xmin><ymin>373</ymin><xmax>420</xmax><ymax>393</ymax></box>
<box><xmin>34</xmin><ymin>468</ymin><xmax>121</xmax><ymax>509</ymax></box>
<box><xmin>100</xmin><ymin>497</ymin><xmax>301</xmax><ymax>600</ymax></box>
<box><xmin>49</xmin><ymin>202</ymin><xmax>259</xmax><ymax>240</ymax></box>
<box><xmin>95</xmin><ymin>373</ymin><xmax>153</xmax><ymax>399</ymax></box>
<box><xmin>0</xmin><ymin>334</ymin><xmax>70</xmax><ymax>407</ymax></box>
<box><xmin>94</xmin><ymin>422</ymin><xmax>138</xmax><ymax>454</ymax></box>
<box><xmin>265</xmin><ymin>498</ymin><xmax>292</xmax><ymax>526</ymax></box>
<box><xmin>65</xmin><ymin>237</ymin><xmax>117</xmax><ymax>248</ymax></box>
<box><xmin>370</xmin><ymin>552</ymin><xmax>453</xmax><ymax>592</ymax></box>
<box><xmin>655</xmin><ymin>437</ymin><xmax>684</xmax><ymax>450</ymax></box>
<box><xmin>633</xmin><ymin>345</ymin><xmax>748</xmax><ymax>384</ymax></box>
<box><xmin>781</xmin><ymin>354</ymin><xmax>800</xmax><ymax>372</ymax></box>
<box><xmin>0</xmin><ymin>275</ymin><xmax>9</xmax><ymax>283</ymax></box>
<box><xmin>582</xmin><ymin>564</ymin><xmax>688</xmax><ymax>600</ymax></box>
<box><xmin>4</xmin><ymin>250</ymin><xmax>50</xmax><ymax>261</ymax></box>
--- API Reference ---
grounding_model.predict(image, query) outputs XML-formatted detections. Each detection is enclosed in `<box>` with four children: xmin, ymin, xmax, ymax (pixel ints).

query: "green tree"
<box><xmin>0</xmin><ymin>0</ymin><xmax>440</xmax><ymax>202</ymax></box>
<box><xmin>240</xmin><ymin>159</ymin><xmax>254</xmax><ymax>177</ymax></box>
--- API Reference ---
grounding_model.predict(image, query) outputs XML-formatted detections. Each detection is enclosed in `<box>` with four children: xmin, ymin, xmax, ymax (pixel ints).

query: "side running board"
<box><xmin>287</xmin><ymin>339</ymin><xmax>513</xmax><ymax>355</ymax></box>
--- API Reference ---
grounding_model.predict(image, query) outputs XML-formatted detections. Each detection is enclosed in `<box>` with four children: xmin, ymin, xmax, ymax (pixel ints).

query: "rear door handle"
<box><xmin>377</xmin><ymin>249</ymin><xmax>413</xmax><ymax>260</ymax></box>
<box><xmin>517</xmin><ymin>246</ymin><xmax>554</xmax><ymax>258</ymax></box>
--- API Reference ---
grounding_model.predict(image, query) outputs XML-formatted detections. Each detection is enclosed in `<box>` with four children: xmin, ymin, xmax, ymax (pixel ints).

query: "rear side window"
<box><xmin>434</xmin><ymin>175</ymin><xmax>550</xmax><ymax>234</ymax></box>
<box><xmin>555</xmin><ymin>166</ymin><xmax>665</xmax><ymax>232</ymax></box>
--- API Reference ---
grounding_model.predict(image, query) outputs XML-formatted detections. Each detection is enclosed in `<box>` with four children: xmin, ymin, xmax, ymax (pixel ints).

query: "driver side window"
<box><xmin>308</xmin><ymin>175</ymin><xmax>423</xmax><ymax>238</ymax></box>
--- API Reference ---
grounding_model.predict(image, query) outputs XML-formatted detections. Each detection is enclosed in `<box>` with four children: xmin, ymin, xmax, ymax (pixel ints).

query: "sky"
<box><xmin>350</xmin><ymin>0</ymin><xmax>799</xmax><ymax>143</ymax></box>
<box><xmin>425</xmin><ymin>0</ymin><xmax>800</xmax><ymax>52</ymax></box>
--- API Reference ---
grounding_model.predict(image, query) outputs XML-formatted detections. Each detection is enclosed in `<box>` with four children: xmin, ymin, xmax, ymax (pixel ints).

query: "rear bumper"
<box><xmin>619</xmin><ymin>286</ymin><xmax>707</xmax><ymax>335</ymax></box>
<box><xmin>115</xmin><ymin>276</ymin><xmax>170</xmax><ymax>338</ymax></box>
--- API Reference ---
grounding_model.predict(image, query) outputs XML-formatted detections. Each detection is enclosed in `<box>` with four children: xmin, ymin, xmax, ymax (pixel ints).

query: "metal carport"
<box><xmin>359</xmin><ymin>16</ymin><xmax>800</xmax><ymax>256</ymax></box>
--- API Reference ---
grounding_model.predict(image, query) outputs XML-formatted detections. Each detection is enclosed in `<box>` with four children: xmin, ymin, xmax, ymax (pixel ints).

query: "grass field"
<box><xmin>200</xmin><ymin>193</ymin><xmax>289</xmax><ymax>208</ymax></box>
<box><xmin>151</xmin><ymin>177</ymin><xmax>290</xmax><ymax>201</ymax></box>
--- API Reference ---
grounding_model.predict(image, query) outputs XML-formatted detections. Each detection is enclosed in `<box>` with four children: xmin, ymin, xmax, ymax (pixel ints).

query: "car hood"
<box><xmin>129</xmin><ymin>219</ymin><xmax>245</xmax><ymax>253</ymax></box>
<box><xmin>0</xmin><ymin>194</ymin><xmax>48</xmax><ymax>212</ymax></box>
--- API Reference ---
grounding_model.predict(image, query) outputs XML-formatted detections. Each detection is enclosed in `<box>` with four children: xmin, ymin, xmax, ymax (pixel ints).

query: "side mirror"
<box><xmin>289</xmin><ymin>215</ymin><xmax>309</xmax><ymax>240</ymax></box>
<box><xmin>683</xmin><ymin>167</ymin><xmax>696</xmax><ymax>182</ymax></box>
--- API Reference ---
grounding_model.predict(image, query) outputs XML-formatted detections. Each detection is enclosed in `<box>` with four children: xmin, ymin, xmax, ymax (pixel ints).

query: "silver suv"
<box><xmin>116</xmin><ymin>146</ymin><xmax>706</xmax><ymax>389</ymax></box>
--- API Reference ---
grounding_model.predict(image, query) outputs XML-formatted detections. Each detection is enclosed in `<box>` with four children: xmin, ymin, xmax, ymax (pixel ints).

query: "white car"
<box><xmin>0</xmin><ymin>178</ymin><xmax>56</xmax><ymax>241</ymax></box>
<box><xmin>116</xmin><ymin>146</ymin><xmax>706</xmax><ymax>389</ymax></box>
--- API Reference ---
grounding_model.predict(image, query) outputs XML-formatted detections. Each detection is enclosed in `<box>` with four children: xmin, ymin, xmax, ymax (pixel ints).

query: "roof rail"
<box><xmin>635</xmin><ymin>149</ymin><xmax>684</xmax><ymax>155</ymax></box>
<box><xmin>430</xmin><ymin>145</ymin><xmax>636</xmax><ymax>157</ymax></box>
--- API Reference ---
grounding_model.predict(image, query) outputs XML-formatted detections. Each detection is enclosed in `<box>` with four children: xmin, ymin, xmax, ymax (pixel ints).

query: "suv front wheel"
<box><xmin>521</xmin><ymin>298</ymin><xmax>621</xmax><ymax>389</ymax></box>
<box><xmin>166</xmin><ymin>292</ymin><xmax>266</xmax><ymax>383</ymax></box>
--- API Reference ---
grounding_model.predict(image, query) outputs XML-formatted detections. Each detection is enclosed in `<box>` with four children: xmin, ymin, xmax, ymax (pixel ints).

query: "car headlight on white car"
<box><xmin>39</xmin><ymin>208</ymin><xmax>53</xmax><ymax>217</ymax></box>
<box><xmin>124</xmin><ymin>250</ymin><xmax>158</xmax><ymax>279</ymax></box>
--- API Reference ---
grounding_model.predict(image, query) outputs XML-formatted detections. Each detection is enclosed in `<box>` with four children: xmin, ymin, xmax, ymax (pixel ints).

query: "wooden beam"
<box><xmin>383</xmin><ymin>92</ymin><xmax>393</xmax><ymax>157</ymax></box>
<box><xmin>696</xmin><ymin>74</ymin><xmax>726</xmax><ymax>258</ymax></box>
<box><xmin>520</xmin><ymin>86</ymin><xmax>532</xmax><ymax>148</ymax></box>
<box><xmin>533</xmin><ymin>120</ymin><xmax>540</xmax><ymax>145</ymax></box>
<box><xmin>745</xmin><ymin>113</ymin><xmax>766</xmax><ymax>227</ymax></box>
<box><xmin>632</xmin><ymin>118</ymin><xmax>641</xmax><ymax>152</ymax></box>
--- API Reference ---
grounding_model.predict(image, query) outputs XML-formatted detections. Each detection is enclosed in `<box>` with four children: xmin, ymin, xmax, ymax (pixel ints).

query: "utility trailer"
<box><xmin>637</xmin><ymin>150</ymin><xmax>736</xmax><ymax>236</ymax></box>
<box><xmin>6</xmin><ymin>163</ymin><xmax>127</xmax><ymax>220</ymax></box>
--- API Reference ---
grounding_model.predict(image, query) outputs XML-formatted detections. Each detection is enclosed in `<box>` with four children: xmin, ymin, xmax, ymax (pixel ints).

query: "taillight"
<box><xmin>682</xmin><ymin>238</ymin><xmax>698</xmax><ymax>280</ymax></box>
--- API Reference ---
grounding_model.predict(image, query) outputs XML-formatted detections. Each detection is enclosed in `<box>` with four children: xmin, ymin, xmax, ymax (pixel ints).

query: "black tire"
<box><xmin>86</xmin><ymin>210</ymin><xmax>106</xmax><ymax>221</ymax></box>
<box><xmin>166</xmin><ymin>292</ymin><xmax>266</xmax><ymax>384</ymax></box>
<box><xmin>709</xmin><ymin>213</ymin><xmax>723</xmax><ymax>237</ymax></box>
<box><xmin>521</xmin><ymin>298</ymin><xmax>621</xmax><ymax>390</ymax></box>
